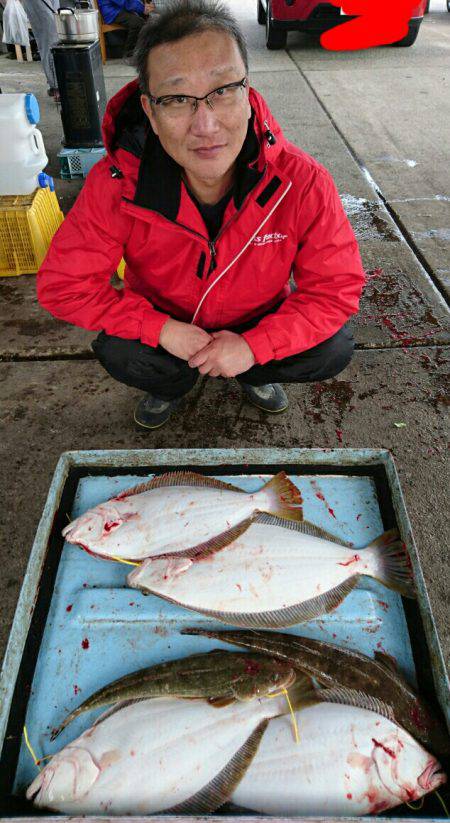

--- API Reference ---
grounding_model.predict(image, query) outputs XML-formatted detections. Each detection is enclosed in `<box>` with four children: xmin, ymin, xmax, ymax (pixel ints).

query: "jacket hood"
<box><xmin>101</xmin><ymin>79</ymin><xmax>286</xmax><ymax>187</ymax></box>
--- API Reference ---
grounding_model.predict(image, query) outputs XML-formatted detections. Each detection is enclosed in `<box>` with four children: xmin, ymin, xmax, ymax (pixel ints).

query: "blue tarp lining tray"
<box><xmin>0</xmin><ymin>448</ymin><xmax>448</xmax><ymax>821</ymax></box>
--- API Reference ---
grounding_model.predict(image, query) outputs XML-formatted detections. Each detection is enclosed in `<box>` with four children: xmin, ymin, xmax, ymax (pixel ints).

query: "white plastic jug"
<box><xmin>0</xmin><ymin>93</ymin><xmax>49</xmax><ymax>195</ymax></box>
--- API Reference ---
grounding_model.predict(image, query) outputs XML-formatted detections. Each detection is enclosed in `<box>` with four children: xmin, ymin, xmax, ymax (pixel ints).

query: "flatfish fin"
<box><xmin>370</xmin><ymin>527</ymin><xmax>400</xmax><ymax>546</ymax></box>
<box><xmin>315</xmin><ymin>686</ymin><xmax>396</xmax><ymax>722</ymax></box>
<box><xmin>90</xmin><ymin>698</ymin><xmax>147</xmax><ymax>729</ymax></box>
<box><xmin>192</xmin><ymin>575</ymin><xmax>359</xmax><ymax>628</ymax></box>
<box><xmin>208</xmin><ymin>696</ymin><xmax>237</xmax><ymax>708</ymax></box>
<box><xmin>221</xmin><ymin>801</ymin><xmax>255</xmax><ymax>814</ymax></box>
<box><xmin>365</xmin><ymin>531</ymin><xmax>415</xmax><ymax>598</ymax></box>
<box><xmin>172</xmin><ymin>517</ymin><xmax>255</xmax><ymax>559</ymax></box>
<box><xmin>165</xmin><ymin>719</ymin><xmax>269</xmax><ymax>814</ymax></box>
<box><xmin>374</xmin><ymin>651</ymin><xmax>401</xmax><ymax>673</ymax></box>
<box><xmin>115</xmin><ymin>471</ymin><xmax>247</xmax><ymax>499</ymax></box>
<box><xmin>254</xmin><ymin>513</ymin><xmax>355</xmax><ymax>548</ymax></box>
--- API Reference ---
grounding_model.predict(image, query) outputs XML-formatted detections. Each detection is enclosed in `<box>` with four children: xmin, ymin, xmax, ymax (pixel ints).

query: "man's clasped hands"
<box><xmin>159</xmin><ymin>319</ymin><xmax>256</xmax><ymax>378</ymax></box>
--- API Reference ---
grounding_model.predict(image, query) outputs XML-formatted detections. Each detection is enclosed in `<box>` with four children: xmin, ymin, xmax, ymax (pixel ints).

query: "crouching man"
<box><xmin>37</xmin><ymin>0</ymin><xmax>365</xmax><ymax>430</ymax></box>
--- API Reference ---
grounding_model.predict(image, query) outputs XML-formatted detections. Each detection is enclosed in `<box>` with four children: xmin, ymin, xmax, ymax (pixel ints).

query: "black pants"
<box><xmin>113</xmin><ymin>10</ymin><xmax>145</xmax><ymax>57</ymax></box>
<box><xmin>92</xmin><ymin>318</ymin><xmax>355</xmax><ymax>402</ymax></box>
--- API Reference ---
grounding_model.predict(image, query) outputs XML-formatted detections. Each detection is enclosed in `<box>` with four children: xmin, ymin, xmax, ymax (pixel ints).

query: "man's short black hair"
<box><xmin>133</xmin><ymin>0</ymin><xmax>249</xmax><ymax>96</ymax></box>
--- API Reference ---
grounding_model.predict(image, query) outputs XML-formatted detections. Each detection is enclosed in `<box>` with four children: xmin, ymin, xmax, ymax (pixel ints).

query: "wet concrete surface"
<box><xmin>356</xmin><ymin>242</ymin><xmax>450</xmax><ymax>349</ymax></box>
<box><xmin>251</xmin><ymin>69</ymin><xmax>376</xmax><ymax>199</ymax></box>
<box><xmin>392</xmin><ymin>198</ymin><xmax>450</xmax><ymax>301</ymax></box>
<box><xmin>0</xmin><ymin>277</ymin><xmax>95</xmax><ymax>359</ymax></box>
<box><xmin>1</xmin><ymin>240</ymin><xmax>449</xmax><ymax>359</ymax></box>
<box><xmin>287</xmin><ymin>8</ymin><xmax>450</xmax><ymax>297</ymax></box>
<box><xmin>0</xmin><ymin>347</ymin><xmax>448</xmax><ymax>672</ymax></box>
<box><xmin>0</xmin><ymin>2</ymin><xmax>449</xmax><ymax>697</ymax></box>
<box><xmin>341</xmin><ymin>196</ymin><xmax>400</xmax><ymax>244</ymax></box>
<box><xmin>2</xmin><ymin>57</ymin><xmax>448</xmax><ymax>358</ymax></box>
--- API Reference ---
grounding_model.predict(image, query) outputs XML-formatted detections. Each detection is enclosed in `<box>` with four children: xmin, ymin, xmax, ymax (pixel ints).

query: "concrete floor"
<box><xmin>0</xmin><ymin>0</ymin><xmax>449</xmax><ymax>684</ymax></box>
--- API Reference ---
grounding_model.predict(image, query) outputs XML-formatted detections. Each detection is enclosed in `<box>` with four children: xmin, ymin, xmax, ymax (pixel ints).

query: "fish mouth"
<box><xmin>281</xmin><ymin>670</ymin><xmax>297</xmax><ymax>690</ymax></box>
<box><xmin>26</xmin><ymin>773</ymin><xmax>45</xmax><ymax>805</ymax></box>
<box><xmin>27</xmin><ymin>786</ymin><xmax>41</xmax><ymax>803</ymax></box>
<box><xmin>264</xmin><ymin>669</ymin><xmax>297</xmax><ymax>696</ymax></box>
<box><xmin>62</xmin><ymin>523</ymin><xmax>74</xmax><ymax>539</ymax></box>
<box><xmin>61</xmin><ymin>522</ymin><xmax>86</xmax><ymax>545</ymax></box>
<box><xmin>418</xmin><ymin>760</ymin><xmax>446</xmax><ymax>791</ymax></box>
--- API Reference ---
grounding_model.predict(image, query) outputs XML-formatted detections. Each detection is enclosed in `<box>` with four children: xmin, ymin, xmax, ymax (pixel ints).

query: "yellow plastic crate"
<box><xmin>0</xmin><ymin>188</ymin><xmax>64</xmax><ymax>276</ymax></box>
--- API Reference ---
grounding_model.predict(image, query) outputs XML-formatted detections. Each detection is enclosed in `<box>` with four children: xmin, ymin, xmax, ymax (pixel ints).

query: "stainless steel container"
<box><xmin>55</xmin><ymin>7</ymin><xmax>99</xmax><ymax>44</ymax></box>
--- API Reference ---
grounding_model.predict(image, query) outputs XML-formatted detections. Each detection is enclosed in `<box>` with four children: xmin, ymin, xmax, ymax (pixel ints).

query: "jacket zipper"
<box><xmin>123</xmin><ymin>198</ymin><xmax>219</xmax><ymax>279</ymax></box>
<box><xmin>122</xmin><ymin>164</ymin><xmax>268</xmax><ymax>280</ymax></box>
<box><xmin>204</xmin><ymin>165</ymin><xmax>269</xmax><ymax>277</ymax></box>
<box><xmin>207</xmin><ymin>241</ymin><xmax>217</xmax><ymax>274</ymax></box>
<box><xmin>191</xmin><ymin>177</ymin><xmax>292</xmax><ymax>324</ymax></box>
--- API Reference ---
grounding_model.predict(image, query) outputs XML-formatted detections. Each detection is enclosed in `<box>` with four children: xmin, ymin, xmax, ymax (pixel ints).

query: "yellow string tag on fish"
<box><xmin>405</xmin><ymin>797</ymin><xmax>424</xmax><ymax>811</ymax></box>
<box><xmin>267</xmin><ymin>687</ymin><xmax>300</xmax><ymax>744</ymax></box>
<box><xmin>23</xmin><ymin>725</ymin><xmax>41</xmax><ymax>770</ymax></box>
<box><xmin>111</xmin><ymin>556</ymin><xmax>140</xmax><ymax>567</ymax></box>
<box><xmin>435</xmin><ymin>790</ymin><xmax>450</xmax><ymax>818</ymax></box>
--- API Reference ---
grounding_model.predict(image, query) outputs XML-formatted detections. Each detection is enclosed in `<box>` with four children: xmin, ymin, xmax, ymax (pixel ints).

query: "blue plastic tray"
<box><xmin>13</xmin><ymin>471</ymin><xmax>416</xmax><ymax>794</ymax></box>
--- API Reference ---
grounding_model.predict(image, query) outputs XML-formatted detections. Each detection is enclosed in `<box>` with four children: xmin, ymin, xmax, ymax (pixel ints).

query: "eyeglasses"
<box><xmin>148</xmin><ymin>77</ymin><xmax>248</xmax><ymax>119</ymax></box>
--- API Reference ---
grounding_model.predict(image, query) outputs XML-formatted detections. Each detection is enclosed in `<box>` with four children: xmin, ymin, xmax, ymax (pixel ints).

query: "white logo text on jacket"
<box><xmin>253</xmin><ymin>232</ymin><xmax>288</xmax><ymax>247</ymax></box>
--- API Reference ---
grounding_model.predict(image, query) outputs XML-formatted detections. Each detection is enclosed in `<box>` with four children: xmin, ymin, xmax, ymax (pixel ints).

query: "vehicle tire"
<box><xmin>447</xmin><ymin>0</ymin><xmax>450</xmax><ymax>12</ymax></box>
<box><xmin>265</xmin><ymin>2</ymin><xmax>287</xmax><ymax>49</ymax></box>
<box><xmin>257</xmin><ymin>0</ymin><xmax>266</xmax><ymax>24</ymax></box>
<box><xmin>391</xmin><ymin>20</ymin><xmax>421</xmax><ymax>46</ymax></box>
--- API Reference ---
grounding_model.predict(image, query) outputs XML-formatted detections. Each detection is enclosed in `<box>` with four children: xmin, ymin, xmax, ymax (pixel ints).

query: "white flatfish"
<box><xmin>128</xmin><ymin>516</ymin><xmax>415</xmax><ymax>627</ymax></box>
<box><xmin>62</xmin><ymin>471</ymin><xmax>302</xmax><ymax>561</ymax></box>
<box><xmin>27</xmin><ymin>693</ymin><xmax>289</xmax><ymax>815</ymax></box>
<box><xmin>232</xmin><ymin>702</ymin><xmax>446</xmax><ymax>816</ymax></box>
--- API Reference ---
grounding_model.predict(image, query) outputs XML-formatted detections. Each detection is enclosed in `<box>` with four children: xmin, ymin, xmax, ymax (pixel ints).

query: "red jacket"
<box><xmin>37</xmin><ymin>80</ymin><xmax>365</xmax><ymax>365</ymax></box>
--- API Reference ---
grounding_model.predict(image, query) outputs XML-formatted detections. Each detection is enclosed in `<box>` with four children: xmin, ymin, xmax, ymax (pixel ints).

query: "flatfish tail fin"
<box><xmin>166</xmin><ymin>719</ymin><xmax>270</xmax><ymax>814</ymax></box>
<box><xmin>51</xmin><ymin>703</ymin><xmax>86</xmax><ymax>741</ymax></box>
<box><xmin>258</xmin><ymin>472</ymin><xmax>303</xmax><ymax>522</ymax></box>
<box><xmin>364</xmin><ymin>529</ymin><xmax>416</xmax><ymax>598</ymax></box>
<box><xmin>51</xmin><ymin>680</ymin><xmax>119</xmax><ymax>740</ymax></box>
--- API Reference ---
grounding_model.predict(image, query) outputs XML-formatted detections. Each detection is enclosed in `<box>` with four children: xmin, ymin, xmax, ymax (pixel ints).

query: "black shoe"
<box><xmin>240</xmin><ymin>382</ymin><xmax>288</xmax><ymax>414</ymax></box>
<box><xmin>134</xmin><ymin>393</ymin><xmax>180</xmax><ymax>430</ymax></box>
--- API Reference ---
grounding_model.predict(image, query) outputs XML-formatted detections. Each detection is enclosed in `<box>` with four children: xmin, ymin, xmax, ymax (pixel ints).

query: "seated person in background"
<box><xmin>37</xmin><ymin>0</ymin><xmax>366</xmax><ymax>431</ymax></box>
<box><xmin>97</xmin><ymin>0</ymin><xmax>155</xmax><ymax>59</ymax></box>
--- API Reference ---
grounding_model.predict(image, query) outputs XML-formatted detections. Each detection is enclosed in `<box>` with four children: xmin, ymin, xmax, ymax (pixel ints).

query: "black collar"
<box><xmin>132</xmin><ymin>110</ymin><xmax>264</xmax><ymax>219</ymax></box>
